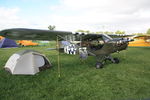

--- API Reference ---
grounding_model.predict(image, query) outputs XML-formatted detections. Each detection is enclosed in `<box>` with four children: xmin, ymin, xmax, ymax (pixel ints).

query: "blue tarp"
<box><xmin>0</xmin><ymin>38</ymin><xmax>18</xmax><ymax>48</ymax></box>
<box><xmin>61</xmin><ymin>41</ymin><xmax>70</xmax><ymax>46</ymax></box>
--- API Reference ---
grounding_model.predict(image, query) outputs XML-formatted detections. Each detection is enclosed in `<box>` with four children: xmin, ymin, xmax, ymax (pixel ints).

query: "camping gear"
<box><xmin>18</xmin><ymin>40</ymin><xmax>38</xmax><ymax>46</ymax></box>
<box><xmin>0</xmin><ymin>36</ymin><xmax>4</xmax><ymax>40</ymax></box>
<box><xmin>79</xmin><ymin>47</ymin><xmax>88</xmax><ymax>59</ymax></box>
<box><xmin>4</xmin><ymin>50</ymin><xmax>51</xmax><ymax>75</ymax></box>
<box><xmin>0</xmin><ymin>38</ymin><xmax>18</xmax><ymax>48</ymax></box>
<box><xmin>64</xmin><ymin>44</ymin><xmax>77</xmax><ymax>55</ymax></box>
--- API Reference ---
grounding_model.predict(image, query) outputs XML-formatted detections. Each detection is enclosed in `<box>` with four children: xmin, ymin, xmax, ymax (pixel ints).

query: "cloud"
<box><xmin>48</xmin><ymin>0</ymin><xmax>150</xmax><ymax>33</ymax></box>
<box><xmin>0</xmin><ymin>7</ymin><xmax>28</xmax><ymax>29</ymax></box>
<box><xmin>0</xmin><ymin>0</ymin><xmax>150</xmax><ymax>34</ymax></box>
<box><xmin>0</xmin><ymin>7</ymin><xmax>41</xmax><ymax>30</ymax></box>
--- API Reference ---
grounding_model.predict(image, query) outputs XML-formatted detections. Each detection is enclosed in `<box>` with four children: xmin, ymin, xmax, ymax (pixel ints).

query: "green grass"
<box><xmin>0</xmin><ymin>46</ymin><xmax>150</xmax><ymax>100</ymax></box>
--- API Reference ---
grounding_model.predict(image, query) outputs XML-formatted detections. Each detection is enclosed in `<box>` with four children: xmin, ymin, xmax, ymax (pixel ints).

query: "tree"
<box><xmin>104</xmin><ymin>31</ymin><xmax>113</xmax><ymax>34</ymax></box>
<box><xmin>76</xmin><ymin>30</ymin><xmax>114</xmax><ymax>34</ymax></box>
<box><xmin>133</xmin><ymin>33</ymin><xmax>144</xmax><ymax>35</ymax></box>
<box><xmin>146</xmin><ymin>28</ymin><xmax>150</xmax><ymax>34</ymax></box>
<box><xmin>95</xmin><ymin>31</ymin><xmax>103</xmax><ymax>34</ymax></box>
<box><xmin>115</xmin><ymin>30</ymin><xmax>125</xmax><ymax>34</ymax></box>
<box><xmin>76</xmin><ymin>30</ymin><xmax>90</xmax><ymax>34</ymax></box>
<box><xmin>48</xmin><ymin>25</ymin><xmax>56</xmax><ymax>30</ymax></box>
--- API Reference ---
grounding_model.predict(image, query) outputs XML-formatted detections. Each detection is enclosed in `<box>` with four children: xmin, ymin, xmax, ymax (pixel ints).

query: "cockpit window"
<box><xmin>90</xmin><ymin>37</ymin><xmax>104</xmax><ymax>50</ymax></box>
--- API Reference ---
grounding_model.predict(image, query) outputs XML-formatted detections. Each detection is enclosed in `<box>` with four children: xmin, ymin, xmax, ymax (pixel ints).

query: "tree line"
<box><xmin>76</xmin><ymin>29</ymin><xmax>125</xmax><ymax>34</ymax></box>
<box><xmin>48</xmin><ymin>25</ymin><xmax>150</xmax><ymax>35</ymax></box>
<box><xmin>77</xmin><ymin>28</ymin><xmax>150</xmax><ymax>35</ymax></box>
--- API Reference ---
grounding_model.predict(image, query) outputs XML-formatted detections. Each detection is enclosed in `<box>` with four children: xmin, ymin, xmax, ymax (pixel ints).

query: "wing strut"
<box><xmin>56</xmin><ymin>36</ymin><xmax>61</xmax><ymax>78</ymax></box>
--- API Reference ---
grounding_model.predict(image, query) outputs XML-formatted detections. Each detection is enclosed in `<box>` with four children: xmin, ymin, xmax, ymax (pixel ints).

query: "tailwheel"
<box><xmin>96</xmin><ymin>62</ymin><xmax>103</xmax><ymax>69</ymax></box>
<box><xmin>112</xmin><ymin>58</ymin><xmax>120</xmax><ymax>64</ymax></box>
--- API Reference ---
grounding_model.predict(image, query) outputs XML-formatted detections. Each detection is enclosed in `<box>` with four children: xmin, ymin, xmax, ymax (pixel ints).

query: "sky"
<box><xmin>0</xmin><ymin>0</ymin><xmax>150</xmax><ymax>34</ymax></box>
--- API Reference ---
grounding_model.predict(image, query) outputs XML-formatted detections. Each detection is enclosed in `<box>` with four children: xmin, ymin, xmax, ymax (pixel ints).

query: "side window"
<box><xmin>98</xmin><ymin>37</ymin><xmax>104</xmax><ymax>45</ymax></box>
<box><xmin>91</xmin><ymin>40</ymin><xmax>99</xmax><ymax>46</ymax></box>
<box><xmin>90</xmin><ymin>37</ymin><xmax>104</xmax><ymax>50</ymax></box>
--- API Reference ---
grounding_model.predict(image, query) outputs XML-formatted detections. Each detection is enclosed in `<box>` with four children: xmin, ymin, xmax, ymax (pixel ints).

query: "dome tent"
<box><xmin>4</xmin><ymin>50</ymin><xmax>51</xmax><ymax>75</ymax></box>
<box><xmin>0</xmin><ymin>38</ymin><xmax>18</xmax><ymax>48</ymax></box>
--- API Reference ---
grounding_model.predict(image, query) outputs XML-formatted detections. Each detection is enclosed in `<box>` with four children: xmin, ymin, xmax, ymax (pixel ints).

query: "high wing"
<box><xmin>108</xmin><ymin>34</ymin><xmax>134</xmax><ymax>38</ymax></box>
<box><xmin>0</xmin><ymin>28</ymin><xmax>72</xmax><ymax>40</ymax></box>
<box><xmin>0</xmin><ymin>28</ymin><xmax>113</xmax><ymax>41</ymax></box>
<box><xmin>133</xmin><ymin>35</ymin><xmax>150</xmax><ymax>39</ymax></box>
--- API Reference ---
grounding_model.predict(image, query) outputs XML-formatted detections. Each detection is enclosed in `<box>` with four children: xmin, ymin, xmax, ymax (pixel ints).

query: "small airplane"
<box><xmin>0</xmin><ymin>28</ymin><xmax>134</xmax><ymax>68</ymax></box>
<box><xmin>128</xmin><ymin>35</ymin><xmax>150</xmax><ymax>47</ymax></box>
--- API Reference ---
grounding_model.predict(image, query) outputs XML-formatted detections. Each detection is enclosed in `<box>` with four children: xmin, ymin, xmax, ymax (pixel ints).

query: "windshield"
<box><xmin>102</xmin><ymin>34</ymin><xmax>113</xmax><ymax>42</ymax></box>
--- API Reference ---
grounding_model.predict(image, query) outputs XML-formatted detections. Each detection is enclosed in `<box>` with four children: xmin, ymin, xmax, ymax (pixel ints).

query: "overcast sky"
<box><xmin>0</xmin><ymin>0</ymin><xmax>150</xmax><ymax>34</ymax></box>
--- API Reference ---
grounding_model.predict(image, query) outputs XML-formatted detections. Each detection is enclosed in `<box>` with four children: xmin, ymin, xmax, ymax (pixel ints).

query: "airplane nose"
<box><xmin>124</xmin><ymin>38</ymin><xmax>134</xmax><ymax>42</ymax></box>
<box><xmin>128</xmin><ymin>38</ymin><xmax>134</xmax><ymax>42</ymax></box>
<box><xmin>116</xmin><ymin>41</ymin><xmax>128</xmax><ymax>51</ymax></box>
<box><xmin>116</xmin><ymin>40</ymin><xmax>124</xmax><ymax>45</ymax></box>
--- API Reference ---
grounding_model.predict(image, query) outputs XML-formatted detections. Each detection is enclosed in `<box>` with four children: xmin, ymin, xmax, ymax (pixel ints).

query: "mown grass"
<box><xmin>0</xmin><ymin>46</ymin><xmax>150</xmax><ymax>100</ymax></box>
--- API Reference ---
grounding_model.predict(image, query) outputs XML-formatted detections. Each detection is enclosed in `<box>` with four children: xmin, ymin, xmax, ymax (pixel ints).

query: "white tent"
<box><xmin>4</xmin><ymin>50</ymin><xmax>51</xmax><ymax>75</ymax></box>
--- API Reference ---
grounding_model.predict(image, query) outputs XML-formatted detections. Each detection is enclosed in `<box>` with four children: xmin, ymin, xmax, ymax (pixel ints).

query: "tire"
<box><xmin>113</xmin><ymin>58</ymin><xmax>120</xmax><ymax>64</ymax></box>
<box><xmin>96</xmin><ymin>62</ymin><xmax>103</xmax><ymax>69</ymax></box>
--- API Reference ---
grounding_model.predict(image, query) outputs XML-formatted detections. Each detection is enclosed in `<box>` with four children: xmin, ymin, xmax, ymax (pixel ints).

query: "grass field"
<box><xmin>0</xmin><ymin>46</ymin><xmax>150</xmax><ymax>100</ymax></box>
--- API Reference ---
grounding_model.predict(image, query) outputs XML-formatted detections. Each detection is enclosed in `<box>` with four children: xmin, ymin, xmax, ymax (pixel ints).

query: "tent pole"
<box><xmin>56</xmin><ymin>36</ymin><xmax>61</xmax><ymax>78</ymax></box>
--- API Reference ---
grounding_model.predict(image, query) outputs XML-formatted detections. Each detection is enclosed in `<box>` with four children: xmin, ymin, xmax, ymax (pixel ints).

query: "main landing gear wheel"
<box><xmin>96</xmin><ymin>62</ymin><xmax>103</xmax><ymax>69</ymax></box>
<box><xmin>112</xmin><ymin>58</ymin><xmax>120</xmax><ymax>64</ymax></box>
